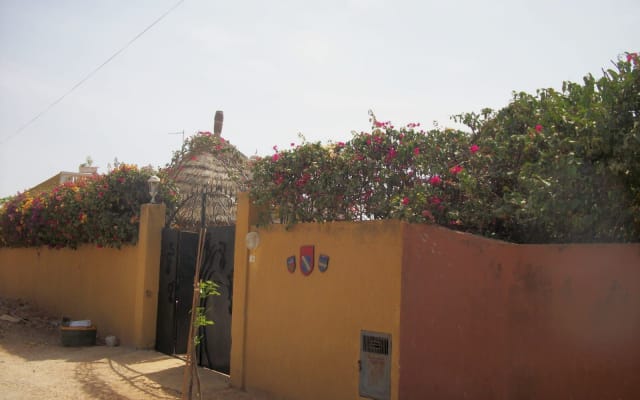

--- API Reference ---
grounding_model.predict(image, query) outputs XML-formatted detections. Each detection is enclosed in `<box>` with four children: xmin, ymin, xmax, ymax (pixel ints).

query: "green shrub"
<box><xmin>249</xmin><ymin>53</ymin><xmax>639</xmax><ymax>243</ymax></box>
<box><xmin>0</xmin><ymin>164</ymin><xmax>178</xmax><ymax>249</ymax></box>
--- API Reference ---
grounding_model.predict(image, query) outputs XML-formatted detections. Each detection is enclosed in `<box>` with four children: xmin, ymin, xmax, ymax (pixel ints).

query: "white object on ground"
<box><xmin>0</xmin><ymin>314</ymin><xmax>22</xmax><ymax>323</ymax></box>
<box><xmin>68</xmin><ymin>320</ymin><xmax>92</xmax><ymax>327</ymax></box>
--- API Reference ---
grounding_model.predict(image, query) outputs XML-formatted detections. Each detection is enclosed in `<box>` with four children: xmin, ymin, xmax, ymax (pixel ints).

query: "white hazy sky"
<box><xmin>1</xmin><ymin>0</ymin><xmax>638</xmax><ymax>197</ymax></box>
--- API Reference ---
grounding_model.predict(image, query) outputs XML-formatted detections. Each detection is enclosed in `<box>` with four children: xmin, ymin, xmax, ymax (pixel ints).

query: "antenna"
<box><xmin>168</xmin><ymin>130</ymin><xmax>185</xmax><ymax>143</ymax></box>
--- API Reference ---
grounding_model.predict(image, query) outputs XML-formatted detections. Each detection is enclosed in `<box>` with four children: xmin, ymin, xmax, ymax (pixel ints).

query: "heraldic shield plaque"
<box><xmin>318</xmin><ymin>254</ymin><xmax>329</xmax><ymax>272</ymax></box>
<box><xmin>299</xmin><ymin>245</ymin><xmax>314</xmax><ymax>276</ymax></box>
<box><xmin>286</xmin><ymin>256</ymin><xmax>296</xmax><ymax>273</ymax></box>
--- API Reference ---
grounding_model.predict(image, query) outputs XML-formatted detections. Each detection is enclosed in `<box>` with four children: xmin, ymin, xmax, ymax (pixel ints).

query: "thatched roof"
<box><xmin>167</xmin><ymin>131</ymin><xmax>249</xmax><ymax>230</ymax></box>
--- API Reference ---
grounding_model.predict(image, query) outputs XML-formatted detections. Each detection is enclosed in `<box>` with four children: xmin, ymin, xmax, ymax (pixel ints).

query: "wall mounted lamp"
<box><xmin>147</xmin><ymin>175</ymin><xmax>160</xmax><ymax>203</ymax></box>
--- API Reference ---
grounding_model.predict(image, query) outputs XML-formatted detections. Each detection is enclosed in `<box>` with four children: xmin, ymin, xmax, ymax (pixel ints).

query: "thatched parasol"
<box><xmin>167</xmin><ymin>111</ymin><xmax>250</xmax><ymax>230</ymax></box>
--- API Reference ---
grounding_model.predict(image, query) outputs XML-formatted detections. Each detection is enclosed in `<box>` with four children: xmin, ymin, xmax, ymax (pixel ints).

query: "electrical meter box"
<box><xmin>359</xmin><ymin>330</ymin><xmax>391</xmax><ymax>400</ymax></box>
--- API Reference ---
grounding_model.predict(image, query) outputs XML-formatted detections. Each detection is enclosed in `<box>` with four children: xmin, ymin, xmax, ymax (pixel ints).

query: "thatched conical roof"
<box><xmin>167</xmin><ymin>130</ymin><xmax>249</xmax><ymax>230</ymax></box>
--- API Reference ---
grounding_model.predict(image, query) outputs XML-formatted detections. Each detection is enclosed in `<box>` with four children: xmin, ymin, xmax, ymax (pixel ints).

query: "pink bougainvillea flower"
<box><xmin>430</xmin><ymin>196</ymin><xmax>442</xmax><ymax>205</ymax></box>
<box><xmin>272</xmin><ymin>154</ymin><xmax>280</xmax><ymax>162</ymax></box>
<box><xmin>422</xmin><ymin>209</ymin><xmax>434</xmax><ymax>220</ymax></box>
<box><xmin>374</xmin><ymin>120</ymin><xmax>392</xmax><ymax>128</ymax></box>
<box><xmin>272</xmin><ymin>145</ymin><xmax>278</xmax><ymax>152</ymax></box>
<box><xmin>413</xmin><ymin>147</ymin><xmax>420</xmax><ymax>155</ymax></box>
<box><xmin>449</xmin><ymin>165</ymin><xmax>463</xmax><ymax>175</ymax></box>
<box><xmin>470</xmin><ymin>144</ymin><xmax>479</xmax><ymax>154</ymax></box>
<box><xmin>387</xmin><ymin>147</ymin><xmax>397</xmax><ymax>159</ymax></box>
<box><xmin>290</xmin><ymin>142</ymin><xmax>296</xmax><ymax>147</ymax></box>
<box><xmin>337</xmin><ymin>141</ymin><xmax>345</xmax><ymax>148</ymax></box>
<box><xmin>535</xmin><ymin>124</ymin><xmax>543</xmax><ymax>133</ymax></box>
<box><xmin>428</xmin><ymin>175</ymin><xmax>442</xmax><ymax>186</ymax></box>
<box><xmin>627</xmin><ymin>53</ymin><xmax>638</xmax><ymax>63</ymax></box>
<box><xmin>402</xmin><ymin>197</ymin><xmax>410</xmax><ymax>205</ymax></box>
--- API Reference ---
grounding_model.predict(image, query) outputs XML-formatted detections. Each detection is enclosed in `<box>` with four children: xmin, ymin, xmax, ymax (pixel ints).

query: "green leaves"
<box><xmin>249</xmin><ymin>53</ymin><xmax>639</xmax><ymax>243</ymax></box>
<box><xmin>0</xmin><ymin>164</ymin><xmax>179</xmax><ymax>249</ymax></box>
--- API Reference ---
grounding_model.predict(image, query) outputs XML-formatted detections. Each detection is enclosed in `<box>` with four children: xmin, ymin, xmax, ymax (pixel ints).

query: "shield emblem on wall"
<box><xmin>300</xmin><ymin>245</ymin><xmax>314</xmax><ymax>276</ymax></box>
<box><xmin>286</xmin><ymin>256</ymin><xmax>296</xmax><ymax>273</ymax></box>
<box><xmin>318</xmin><ymin>254</ymin><xmax>329</xmax><ymax>272</ymax></box>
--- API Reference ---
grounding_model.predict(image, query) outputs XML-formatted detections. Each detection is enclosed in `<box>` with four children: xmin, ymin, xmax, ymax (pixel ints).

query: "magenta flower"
<box><xmin>413</xmin><ymin>147</ymin><xmax>420</xmax><ymax>155</ymax></box>
<box><xmin>428</xmin><ymin>175</ymin><xmax>442</xmax><ymax>186</ymax></box>
<box><xmin>402</xmin><ymin>197</ymin><xmax>410</xmax><ymax>205</ymax></box>
<box><xmin>272</xmin><ymin>154</ymin><xmax>280</xmax><ymax>162</ymax></box>
<box><xmin>430</xmin><ymin>196</ymin><xmax>442</xmax><ymax>205</ymax></box>
<box><xmin>470</xmin><ymin>144</ymin><xmax>479</xmax><ymax>154</ymax></box>
<box><xmin>449</xmin><ymin>165</ymin><xmax>463</xmax><ymax>175</ymax></box>
<box><xmin>535</xmin><ymin>124</ymin><xmax>543</xmax><ymax>133</ymax></box>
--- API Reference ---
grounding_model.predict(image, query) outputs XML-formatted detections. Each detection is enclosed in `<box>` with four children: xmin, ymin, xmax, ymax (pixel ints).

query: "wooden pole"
<box><xmin>181</xmin><ymin>226</ymin><xmax>207</xmax><ymax>399</ymax></box>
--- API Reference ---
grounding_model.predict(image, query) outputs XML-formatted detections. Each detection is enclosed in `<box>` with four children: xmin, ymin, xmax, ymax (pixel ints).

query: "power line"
<box><xmin>1</xmin><ymin>0</ymin><xmax>185</xmax><ymax>145</ymax></box>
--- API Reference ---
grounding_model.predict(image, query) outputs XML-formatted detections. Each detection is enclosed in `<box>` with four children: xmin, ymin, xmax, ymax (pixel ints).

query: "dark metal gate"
<box><xmin>155</xmin><ymin>226</ymin><xmax>235</xmax><ymax>374</ymax></box>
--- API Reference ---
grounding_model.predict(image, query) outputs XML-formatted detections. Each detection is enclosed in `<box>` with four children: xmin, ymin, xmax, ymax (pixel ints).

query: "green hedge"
<box><xmin>0</xmin><ymin>164</ymin><xmax>178</xmax><ymax>249</ymax></box>
<box><xmin>249</xmin><ymin>53</ymin><xmax>639</xmax><ymax>243</ymax></box>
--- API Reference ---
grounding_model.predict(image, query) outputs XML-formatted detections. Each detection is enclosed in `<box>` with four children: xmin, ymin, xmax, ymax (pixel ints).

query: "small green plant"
<box><xmin>193</xmin><ymin>280</ymin><xmax>220</xmax><ymax>346</ymax></box>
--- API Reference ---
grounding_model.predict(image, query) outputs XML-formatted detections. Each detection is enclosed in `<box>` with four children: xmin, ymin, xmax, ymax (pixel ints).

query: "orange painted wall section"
<box><xmin>400</xmin><ymin>223</ymin><xmax>640</xmax><ymax>399</ymax></box>
<box><xmin>0</xmin><ymin>245</ymin><xmax>139</xmax><ymax>344</ymax></box>
<box><xmin>0</xmin><ymin>204</ymin><xmax>165</xmax><ymax>348</ymax></box>
<box><xmin>233</xmin><ymin>217</ymin><xmax>403</xmax><ymax>399</ymax></box>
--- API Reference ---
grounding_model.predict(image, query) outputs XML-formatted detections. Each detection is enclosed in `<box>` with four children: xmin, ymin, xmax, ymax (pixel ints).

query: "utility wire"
<box><xmin>1</xmin><ymin>0</ymin><xmax>185</xmax><ymax>145</ymax></box>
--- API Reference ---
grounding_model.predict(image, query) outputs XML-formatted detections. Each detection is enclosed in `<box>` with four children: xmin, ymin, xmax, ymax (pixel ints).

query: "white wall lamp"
<box><xmin>147</xmin><ymin>175</ymin><xmax>160</xmax><ymax>203</ymax></box>
<box><xmin>245</xmin><ymin>231</ymin><xmax>260</xmax><ymax>250</ymax></box>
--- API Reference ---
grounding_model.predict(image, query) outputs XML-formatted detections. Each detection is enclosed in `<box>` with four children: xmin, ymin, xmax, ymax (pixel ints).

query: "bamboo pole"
<box><xmin>181</xmin><ymin>226</ymin><xmax>207</xmax><ymax>399</ymax></box>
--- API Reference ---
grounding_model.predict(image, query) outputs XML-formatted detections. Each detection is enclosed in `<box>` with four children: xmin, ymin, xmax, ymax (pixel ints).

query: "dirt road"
<box><xmin>0</xmin><ymin>298</ymin><xmax>266</xmax><ymax>400</ymax></box>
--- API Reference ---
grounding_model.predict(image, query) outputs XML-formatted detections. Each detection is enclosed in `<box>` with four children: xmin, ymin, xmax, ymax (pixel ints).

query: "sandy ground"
<box><xmin>0</xmin><ymin>298</ymin><xmax>269</xmax><ymax>400</ymax></box>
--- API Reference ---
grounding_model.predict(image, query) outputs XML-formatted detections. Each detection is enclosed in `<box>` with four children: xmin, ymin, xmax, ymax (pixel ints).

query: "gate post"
<box><xmin>133</xmin><ymin>203</ymin><xmax>166</xmax><ymax>349</ymax></box>
<box><xmin>230</xmin><ymin>192</ymin><xmax>259</xmax><ymax>388</ymax></box>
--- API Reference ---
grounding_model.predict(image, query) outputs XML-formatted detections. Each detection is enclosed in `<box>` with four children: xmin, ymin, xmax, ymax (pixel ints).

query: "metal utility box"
<box><xmin>359</xmin><ymin>330</ymin><xmax>391</xmax><ymax>400</ymax></box>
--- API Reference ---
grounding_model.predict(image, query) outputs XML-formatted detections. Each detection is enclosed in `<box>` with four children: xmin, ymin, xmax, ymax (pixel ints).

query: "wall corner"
<box><xmin>230</xmin><ymin>192</ymin><xmax>258</xmax><ymax>388</ymax></box>
<box><xmin>133</xmin><ymin>203</ymin><xmax>166</xmax><ymax>349</ymax></box>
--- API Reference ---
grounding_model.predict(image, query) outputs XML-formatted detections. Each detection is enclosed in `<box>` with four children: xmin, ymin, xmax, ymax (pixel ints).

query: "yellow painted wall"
<box><xmin>0</xmin><ymin>204</ymin><xmax>165</xmax><ymax>348</ymax></box>
<box><xmin>0</xmin><ymin>245</ymin><xmax>139</xmax><ymax>344</ymax></box>
<box><xmin>232</xmin><ymin>193</ymin><xmax>403</xmax><ymax>400</ymax></box>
